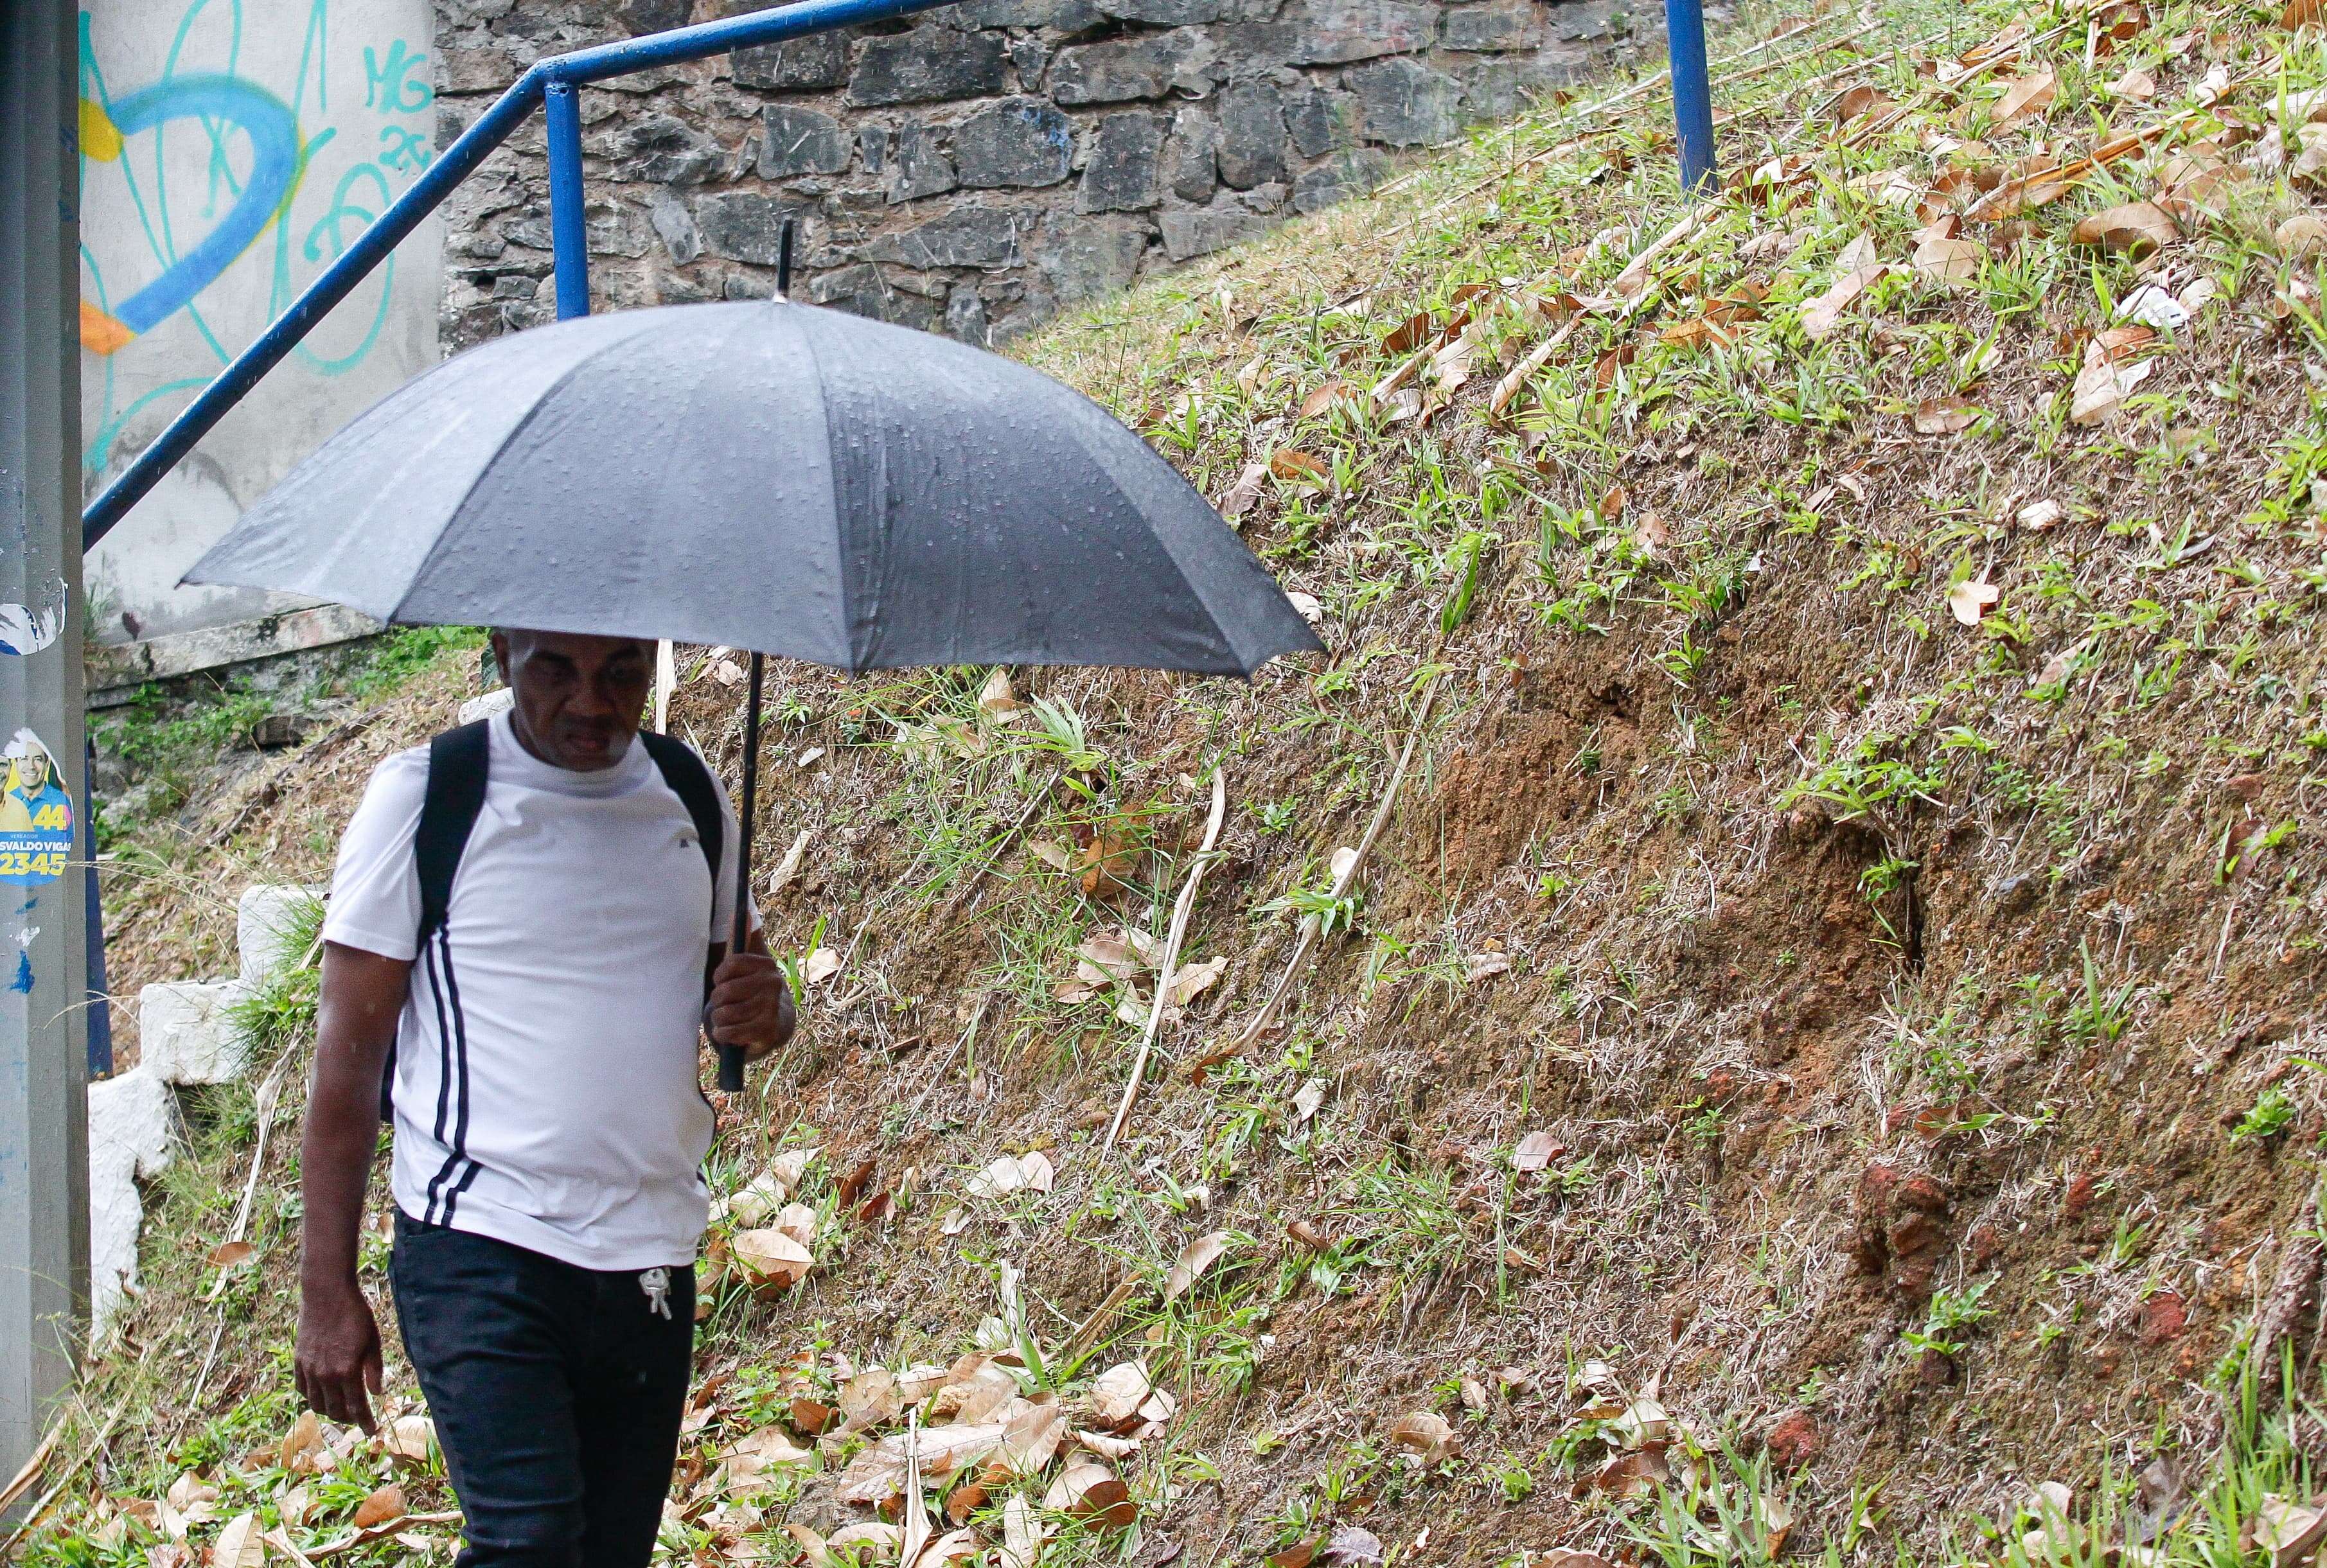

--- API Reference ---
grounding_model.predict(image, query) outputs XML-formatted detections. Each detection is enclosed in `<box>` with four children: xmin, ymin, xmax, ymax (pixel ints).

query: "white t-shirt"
<box><xmin>323</xmin><ymin>710</ymin><xmax>757</xmax><ymax>1271</ymax></box>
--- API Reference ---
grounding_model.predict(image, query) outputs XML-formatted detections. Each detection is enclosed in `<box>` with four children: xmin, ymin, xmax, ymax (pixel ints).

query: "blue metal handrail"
<box><xmin>78</xmin><ymin>0</ymin><xmax>956</xmax><ymax>547</ymax></box>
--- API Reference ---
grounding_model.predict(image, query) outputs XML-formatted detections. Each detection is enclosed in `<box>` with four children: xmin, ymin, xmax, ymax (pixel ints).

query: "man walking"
<box><xmin>294</xmin><ymin>629</ymin><xmax>793</xmax><ymax>1568</ymax></box>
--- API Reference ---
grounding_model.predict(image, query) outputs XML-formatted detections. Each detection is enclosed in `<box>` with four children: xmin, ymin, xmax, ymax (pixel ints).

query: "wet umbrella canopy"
<box><xmin>184</xmin><ymin>297</ymin><xmax>1320</xmax><ymax>1087</ymax></box>
<box><xmin>184</xmin><ymin>301</ymin><xmax>1321</xmax><ymax>677</ymax></box>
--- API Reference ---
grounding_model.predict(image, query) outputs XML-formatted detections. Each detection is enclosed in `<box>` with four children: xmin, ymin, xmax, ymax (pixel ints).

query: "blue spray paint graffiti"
<box><xmin>77</xmin><ymin>0</ymin><xmax>436</xmax><ymax>473</ymax></box>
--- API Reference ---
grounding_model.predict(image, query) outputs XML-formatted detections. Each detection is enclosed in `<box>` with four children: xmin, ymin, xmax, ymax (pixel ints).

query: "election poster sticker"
<box><xmin>0</xmin><ymin>728</ymin><xmax>73</xmax><ymax>886</ymax></box>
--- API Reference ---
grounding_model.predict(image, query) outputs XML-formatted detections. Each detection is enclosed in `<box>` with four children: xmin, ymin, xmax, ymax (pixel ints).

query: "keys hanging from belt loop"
<box><xmin>641</xmin><ymin>1266</ymin><xmax>672</xmax><ymax>1320</ymax></box>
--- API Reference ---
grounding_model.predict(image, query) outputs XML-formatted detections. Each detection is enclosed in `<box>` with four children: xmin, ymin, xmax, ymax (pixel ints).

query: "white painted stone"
<box><xmin>87</xmin><ymin>1068</ymin><xmax>177</xmax><ymax>1337</ymax></box>
<box><xmin>138</xmin><ymin>979</ymin><xmax>254</xmax><ymax>1085</ymax></box>
<box><xmin>458</xmin><ymin>687</ymin><xmax>514</xmax><ymax>726</ymax></box>
<box><xmin>237</xmin><ymin>884</ymin><xmax>322</xmax><ymax>985</ymax></box>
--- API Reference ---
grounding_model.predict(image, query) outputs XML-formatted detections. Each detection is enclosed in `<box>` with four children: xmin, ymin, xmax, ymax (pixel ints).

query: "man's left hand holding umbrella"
<box><xmin>294</xmin><ymin>628</ymin><xmax>793</xmax><ymax>1568</ymax></box>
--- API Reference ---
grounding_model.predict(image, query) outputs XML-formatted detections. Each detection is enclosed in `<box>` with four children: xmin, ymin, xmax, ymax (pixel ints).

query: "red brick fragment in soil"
<box><xmin>2139</xmin><ymin>1290</ymin><xmax>2189</xmax><ymax>1345</ymax></box>
<box><xmin>1764</xmin><ymin>1411</ymin><xmax>1821</xmax><ymax>1470</ymax></box>
<box><xmin>2064</xmin><ymin>1170</ymin><xmax>2101</xmax><ymax>1221</ymax></box>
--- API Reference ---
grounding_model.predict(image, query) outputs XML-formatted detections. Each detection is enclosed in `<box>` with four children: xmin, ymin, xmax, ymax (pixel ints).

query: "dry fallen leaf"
<box><xmin>2254</xmin><ymin>1493</ymin><xmax>2327</xmax><ymax>1567</ymax></box>
<box><xmin>1801</xmin><ymin>243</ymin><xmax>1884</xmax><ymax>339</ymax></box>
<box><xmin>1992</xmin><ymin>68</ymin><xmax>2057</xmax><ymax>127</ymax></box>
<box><xmin>997</xmin><ymin>1495</ymin><xmax>1046</xmax><ymax>1568</ymax></box>
<box><xmin>278</xmin><ymin>1410</ymin><xmax>324</xmax><ymax>1473</ymax></box>
<box><xmin>1270</xmin><ymin>449</ymin><xmax>1329</xmax><ymax>484</ymax></box>
<box><xmin>2070</xmin><ymin>355</ymin><xmax>2152</xmax><ymax>423</ymax></box>
<box><xmin>1088</xmin><ymin>1362</ymin><xmax>1153</xmax><ymax>1424</ymax></box>
<box><xmin>2071</xmin><ymin>201</ymin><xmax>2177</xmax><ymax>255</ymax></box>
<box><xmin>1914</xmin><ymin>398</ymin><xmax>1982</xmax><ymax>435</ymax></box>
<box><xmin>2017</xmin><ymin>498</ymin><xmax>2064</xmax><ymax>531</ymax></box>
<box><xmin>213</xmin><ymin>1513</ymin><xmax>265</xmax><ymax>1568</ymax></box>
<box><xmin>1163</xmin><ymin>1231</ymin><xmax>1232</xmax><ymax>1303</ymax></box>
<box><xmin>977</xmin><ymin>669</ymin><xmax>1023</xmax><ymax>719</ymax></box>
<box><xmin>1912</xmin><ymin>233</ymin><xmax>1985</xmax><ymax>285</ymax></box>
<box><xmin>1388</xmin><ymin>1410</ymin><xmax>1458</xmax><ymax>1465</ymax></box>
<box><xmin>2108</xmin><ymin>66</ymin><xmax>2157</xmax><ymax>98</ymax></box>
<box><xmin>1297</xmin><ymin>381</ymin><xmax>1353</xmax><ymax>421</ymax></box>
<box><xmin>1948</xmin><ymin>577</ymin><xmax>2001</xmax><ymax>626</ymax></box>
<box><xmin>352</xmin><ymin>1484</ymin><xmax>407</xmax><ymax>1530</ymax></box>
<box><xmin>731</xmin><ymin>1228</ymin><xmax>815</xmax><ymax>1291</ymax></box>
<box><xmin>1076</xmin><ymin>1427</ymin><xmax>1141</xmax><ymax>1459</ymax></box>
<box><xmin>1292</xmin><ymin>1077</ymin><xmax>1327</xmax><ymax>1123</ymax></box>
<box><xmin>1514</xmin><ymin>1131</ymin><xmax>1562</xmax><ymax>1171</ymax></box>
<box><xmin>208</xmin><ymin>1239</ymin><xmax>254</xmax><ymax>1269</ymax></box>
<box><xmin>1219</xmin><ymin>460</ymin><xmax>1270</xmax><ymax>521</ymax></box>
<box><xmin>828</xmin><ymin>1523</ymin><xmax>906</xmax><ymax>1560</ymax></box>
<box><xmin>966</xmin><ymin>1152</ymin><xmax>1054</xmax><ymax>1200</ymax></box>
<box><xmin>380</xmin><ymin>1415</ymin><xmax>436</xmax><ymax>1464</ymax></box>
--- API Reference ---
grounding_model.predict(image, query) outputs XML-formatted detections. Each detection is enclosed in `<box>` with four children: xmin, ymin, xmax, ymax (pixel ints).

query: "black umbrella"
<box><xmin>186</xmin><ymin>258</ymin><xmax>1320</xmax><ymax>1090</ymax></box>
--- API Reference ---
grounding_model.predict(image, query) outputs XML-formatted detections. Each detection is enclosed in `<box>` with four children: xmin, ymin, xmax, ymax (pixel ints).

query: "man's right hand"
<box><xmin>296</xmin><ymin>1278</ymin><xmax>385</xmax><ymax>1432</ymax></box>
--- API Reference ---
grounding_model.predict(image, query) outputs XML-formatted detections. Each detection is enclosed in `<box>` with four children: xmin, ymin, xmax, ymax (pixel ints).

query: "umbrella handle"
<box><xmin>714</xmin><ymin>652</ymin><xmax>767</xmax><ymax>1097</ymax></box>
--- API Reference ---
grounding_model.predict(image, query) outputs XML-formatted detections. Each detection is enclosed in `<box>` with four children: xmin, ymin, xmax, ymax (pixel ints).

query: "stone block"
<box><xmin>849</xmin><ymin>28</ymin><xmax>1010</xmax><ymax>106</ymax></box>
<box><xmin>1554</xmin><ymin>0</ymin><xmax>1625</xmax><ymax>42</ymax></box>
<box><xmin>696</xmin><ymin>192</ymin><xmax>813</xmax><ymax>265</ymax></box>
<box><xmin>1216</xmin><ymin>79</ymin><xmax>1287</xmax><ymax>188</ymax></box>
<box><xmin>809</xmin><ymin>263</ymin><xmax>944</xmax><ymax>330</ymax></box>
<box><xmin>139</xmin><ymin>980</ymin><xmax>254</xmax><ymax>1086</ymax></box>
<box><xmin>458</xmin><ymin>686</ymin><xmax>516</xmax><ymax>727</ymax></box>
<box><xmin>1037</xmin><ymin>216</ymin><xmax>1151</xmax><ymax>303</ymax></box>
<box><xmin>1165</xmin><ymin>107</ymin><xmax>1221</xmax><ymax>203</ymax></box>
<box><xmin>890</xmin><ymin>122</ymin><xmax>959</xmax><ymax>203</ymax></box>
<box><xmin>1203</xmin><ymin>20</ymin><xmax>1300</xmax><ymax>63</ymax></box>
<box><xmin>1286</xmin><ymin>85</ymin><xmax>1359</xmax><ymax>155</ymax></box>
<box><xmin>1160</xmin><ymin>202</ymin><xmax>1269</xmax><ymax>261</ymax></box>
<box><xmin>87</xmin><ymin>1068</ymin><xmax>176</xmax><ymax>1337</ymax></box>
<box><xmin>1293</xmin><ymin>145</ymin><xmax>1390</xmax><ymax>211</ymax></box>
<box><xmin>1095</xmin><ymin>0</ymin><xmax>1229</xmax><ymax>23</ymax></box>
<box><xmin>595</xmin><ymin>112</ymin><xmax>723</xmax><ymax>184</ymax></box>
<box><xmin>761</xmin><ymin>105</ymin><xmax>852</xmax><ymax>177</ymax></box>
<box><xmin>946</xmin><ymin>285</ymin><xmax>991</xmax><ymax>344</ymax></box>
<box><xmin>238</xmin><ymin>885</ymin><xmax>321</xmax><ymax>987</ymax></box>
<box><xmin>1077</xmin><ymin>112</ymin><xmax>1166</xmax><ymax>213</ymax></box>
<box><xmin>959</xmin><ymin>0</ymin><xmax>1104</xmax><ymax>26</ymax></box>
<box><xmin>1050</xmin><ymin>31</ymin><xmax>1214</xmax><ymax>105</ymax></box>
<box><xmin>1286</xmin><ymin>0</ymin><xmax>1437</xmax><ymax>62</ymax></box>
<box><xmin>1350</xmin><ymin>55</ymin><xmax>1460</xmax><ymax>144</ymax></box>
<box><xmin>862</xmin><ymin>206</ymin><xmax>1022</xmax><ymax>269</ymax></box>
<box><xmin>651</xmin><ymin>191</ymin><xmax>702</xmax><ymax>264</ymax></box>
<box><xmin>732</xmin><ymin>30</ymin><xmax>854</xmax><ymax>92</ymax></box>
<box><xmin>1440</xmin><ymin>0</ymin><xmax>1544</xmax><ymax>49</ymax></box>
<box><xmin>619</xmin><ymin>0</ymin><xmax>690</xmax><ymax>35</ymax></box>
<box><xmin>438</xmin><ymin>45</ymin><xmax>518</xmax><ymax>94</ymax></box>
<box><xmin>954</xmin><ymin>97</ymin><xmax>1075</xmax><ymax>188</ymax></box>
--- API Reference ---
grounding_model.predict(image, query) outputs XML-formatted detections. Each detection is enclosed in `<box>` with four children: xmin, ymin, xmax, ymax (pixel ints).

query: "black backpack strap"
<box><xmin>386</xmin><ymin>721</ymin><xmax>491</xmax><ymax>1120</ymax></box>
<box><xmin>639</xmin><ymin>732</ymin><xmax>725</xmax><ymax>938</ymax></box>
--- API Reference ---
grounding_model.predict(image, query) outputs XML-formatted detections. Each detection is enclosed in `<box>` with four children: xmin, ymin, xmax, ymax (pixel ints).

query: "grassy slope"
<box><xmin>23</xmin><ymin>0</ymin><xmax>2327</xmax><ymax>1560</ymax></box>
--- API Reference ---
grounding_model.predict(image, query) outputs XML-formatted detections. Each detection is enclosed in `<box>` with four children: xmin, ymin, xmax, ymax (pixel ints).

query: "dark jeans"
<box><xmin>389</xmin><ymin>1212</ymin><xmax>695</xmax><ymax>1568</ymax></box>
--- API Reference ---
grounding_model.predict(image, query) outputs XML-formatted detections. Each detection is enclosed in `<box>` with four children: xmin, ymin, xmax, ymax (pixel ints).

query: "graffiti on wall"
<box><xmin>77</xmin><ymin>0</ymin><xmax>443</xmax><ymax>651</ymax></box>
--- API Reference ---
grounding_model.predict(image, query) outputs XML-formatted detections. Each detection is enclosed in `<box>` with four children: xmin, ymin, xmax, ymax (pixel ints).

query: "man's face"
<box><xmin>491</xmin><ymin>630</ymin><xmax>652</xmax><ymax>772</ymax></box>
<box><xmin>16</xmin><ymin>753</ymin><xmax>46</xmax><ymax>791</ymax></box>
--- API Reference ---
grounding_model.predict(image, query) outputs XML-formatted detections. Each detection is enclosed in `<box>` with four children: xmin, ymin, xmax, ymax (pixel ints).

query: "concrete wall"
<box><xmin>431</xmin><ymin>0</ymin><xmax>1648</xmax><ymax>351</ymax></box>
<box><xmin>77</xmin><ymin>0</ymin><xmax>446</xmax><ymax>651</ymax></box>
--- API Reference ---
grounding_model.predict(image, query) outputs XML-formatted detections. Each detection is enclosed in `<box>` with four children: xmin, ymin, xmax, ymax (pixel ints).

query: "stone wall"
<box><xmin>431</xmin><ymin>0</ymin><xmax>1649</xmax><ymax>349</ymax></box>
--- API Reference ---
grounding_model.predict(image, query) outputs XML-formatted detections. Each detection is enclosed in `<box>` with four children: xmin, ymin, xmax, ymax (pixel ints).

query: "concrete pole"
<box><xmin>1</xmin><ymin>0</ymin><xmax>94</xmax><ymax>1499</ymax></box>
